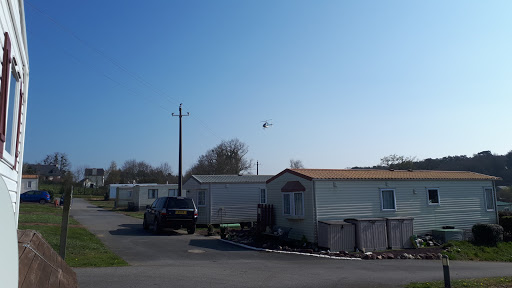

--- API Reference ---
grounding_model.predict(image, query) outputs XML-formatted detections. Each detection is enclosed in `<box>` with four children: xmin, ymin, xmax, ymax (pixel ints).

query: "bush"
<box><xmin>499</xmin><ymin>210</ymin><xmax>512</xmax><ymax>218</ymax></box>
<box><xmin>501</xmin><ymin>216</ymin><xmax>512</xmax><ymax>234</ymax></box>
<box><xmin>472</xmin><ymin>223</ymin><xmax>504</xmax><ymax>246</ymax></box>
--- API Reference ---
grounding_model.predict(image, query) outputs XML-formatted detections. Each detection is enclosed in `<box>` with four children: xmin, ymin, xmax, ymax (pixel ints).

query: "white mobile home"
<box><xmin>183</xmin><ymin>175</ymin><xmax>273</xmax><ymax>225</ymax></box>
<box><xmin>0</xmin><ymin>0</ymin><xmax>29</xmax><ymax>225</ymax></box>
<box><xmin>116</xmin><ymin>184</ymin><xmax>178</xmax><ymax>210</ymax></box>
<box><xmin>0</xmin><ymin>1</ymin><xmax>30</xmax><ymax>286</ymax></box>
<box><xmin>266</xmin><ymin>169</ymin><xmax>500</xmax><ymax>243</ymax></box>
<box><xmin>108</xmin><ymin>183</ymin><xmax>157</xmax><ymax>199</ymax></box>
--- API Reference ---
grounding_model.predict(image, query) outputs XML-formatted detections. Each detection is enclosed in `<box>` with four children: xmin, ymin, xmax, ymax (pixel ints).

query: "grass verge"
<box><xmin>87</xmin><ymin>199</ymin><xmax>145</xmax><ymax>219</ymax></box>
<box><xmin>406</xmin><ymin>276</ymin><xmax>512</xmax><ymax>288</ymax></box>
<box><xmin>442</xmin><ymin>241</ymin><xmax>512</xmax><ymax>262</ymax></box>
<box><xmin>18</xmin><ymin>203</ymin><xmax>128</xmax><ymax>267</ymax></box>
<box><xmin>19</xmin><ymin>203</ymin><xmax>79</xmax><ymax>225</ymax></box>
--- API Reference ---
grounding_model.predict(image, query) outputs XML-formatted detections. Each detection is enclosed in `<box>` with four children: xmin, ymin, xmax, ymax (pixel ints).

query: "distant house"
<box><xmin>183</xmin><ymin>175</ymin><xmax>273</xmax><ymax>225</ymax></box>
<box><xmin>116</xmin><ymin>184</ymin><xmax>178</xmax><ymax>210</ymax></box>
<box><xmin>84</xmin><ymin>168</ymin><xmax>104</xmax><ymax>188</ymax></box>
<box><xmin>21</xmin><ymin>175</ymin><xmax>39</xmax><ymax>194</ymax></box>
<box><xmin>25</xmin><ymin>164</ymin><xmax>62</xmax><ymax>181</ymax></box>
<box><xmin>266</xmin><ymin>169</ymin><xmax>500</xmax><ymax>243</ymax></box>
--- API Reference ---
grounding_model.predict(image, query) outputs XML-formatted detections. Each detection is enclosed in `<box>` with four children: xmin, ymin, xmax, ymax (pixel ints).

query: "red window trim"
<box><xmin>0</xmin><ymin>32</ymin><xmax>12</xmax><ymax>159</ymax></box>
<box><xmin>13</xmin><ymin>82</ymin><xmax>22</xmax><ymax>170</ymax></box>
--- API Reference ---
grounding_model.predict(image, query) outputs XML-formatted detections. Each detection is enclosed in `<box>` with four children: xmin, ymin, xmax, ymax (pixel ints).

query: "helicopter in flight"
<box><xmin>261</xmin><ymin>120</ymin><xmax>273</xmax><ymax>129</ymax></box>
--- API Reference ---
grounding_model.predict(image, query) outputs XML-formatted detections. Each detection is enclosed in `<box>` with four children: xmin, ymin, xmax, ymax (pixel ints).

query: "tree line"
<box><xmin>353</xmin><ymin>150</ymin><xmax>512</xmax><ymax>186</ymax></box>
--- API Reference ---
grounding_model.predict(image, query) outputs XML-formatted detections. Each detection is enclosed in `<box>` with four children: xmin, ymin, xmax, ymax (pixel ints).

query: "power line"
<box><xmin>25</xmin><ymin>1</ymin><xmax>223</xmax><ymax>140</ymax></box>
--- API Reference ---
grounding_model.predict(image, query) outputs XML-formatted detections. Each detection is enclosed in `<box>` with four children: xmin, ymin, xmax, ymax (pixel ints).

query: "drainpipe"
<box><xmin>493</xmin><ymin>181</ymin><xmax>499</xmax><ymax>225</ymax></box>
<box><xmin>313</xmin><ymin>180</ymin><xmax>318</xmax><ymax>243</ymax></box>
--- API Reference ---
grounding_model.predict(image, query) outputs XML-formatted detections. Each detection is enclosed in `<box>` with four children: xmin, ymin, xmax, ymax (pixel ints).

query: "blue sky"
<box><xmin>23</xmin><ymin>1</ymin><xmax>512</xmax><ymax>175</ymax></box>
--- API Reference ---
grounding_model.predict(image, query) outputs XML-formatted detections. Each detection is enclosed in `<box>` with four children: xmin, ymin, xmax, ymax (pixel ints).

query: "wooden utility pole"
<box><xmin>172</xmin><ymin>104</ymin><xmax>189</xmax><ymax>197</ymax></box>
<box><xmin>59</xmin><ymin>186</ymin><xmax>72</xmax><ymax>259</ymax></box>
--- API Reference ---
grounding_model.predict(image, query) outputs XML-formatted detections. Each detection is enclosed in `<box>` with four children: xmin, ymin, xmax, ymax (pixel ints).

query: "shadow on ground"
<box><xmin>109</xmin><ymin>224</ymin><xmax>191</xmax><ymax>237</ymax></box>
<box><xmin>188</xmin><ymin>239</ymin><xmax>248</xmax><ymax>252</ymax></box>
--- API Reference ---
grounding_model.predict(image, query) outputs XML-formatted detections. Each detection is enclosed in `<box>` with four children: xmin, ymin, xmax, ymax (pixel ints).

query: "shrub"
<box><xmin>472</xmin><ymin>223</ymin><xmax>504</xmax><ymax>246</ymax></box>
<box><xmin>501</xmin><ymin>216</ymin><xmax>512</xmax><ymax>234</ymax></box>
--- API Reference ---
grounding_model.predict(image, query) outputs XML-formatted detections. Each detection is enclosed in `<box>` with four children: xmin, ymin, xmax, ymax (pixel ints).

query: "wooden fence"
<box><xmin>18</xmin><ymin>230</ymin><xmax>77</xmax><ymax>288</ymax></box>
<box><xmin>256</xmin><ymin>204</ymin><xmax>275</xmax><ymax>232</ymax></box>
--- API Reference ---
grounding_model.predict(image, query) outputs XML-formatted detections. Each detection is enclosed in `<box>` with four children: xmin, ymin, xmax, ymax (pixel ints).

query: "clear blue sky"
<box><xmin>23</xmin><ymin>0</ymin><xmax>512</xmax><ymax>175</ymax></box>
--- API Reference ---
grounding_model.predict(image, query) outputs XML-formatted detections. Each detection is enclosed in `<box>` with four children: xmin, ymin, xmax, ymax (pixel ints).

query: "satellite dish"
<box><xmin>0</xmin><ymin>177</ymin><xmax>18</xmax><ymax>288</ymax></box>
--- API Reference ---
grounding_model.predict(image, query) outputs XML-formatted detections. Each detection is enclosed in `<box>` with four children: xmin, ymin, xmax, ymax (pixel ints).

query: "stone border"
<box><xmin>220</xmin><ymin>239</ymin><xmax>361</xmax><ymax>260</ymax></box>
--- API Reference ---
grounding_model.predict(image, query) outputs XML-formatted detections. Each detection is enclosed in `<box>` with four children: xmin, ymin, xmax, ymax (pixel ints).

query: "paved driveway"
<box><xmin>72</xmin><ymin>198</ymin><xmax>512</xmax><ymax>288</ymax></box>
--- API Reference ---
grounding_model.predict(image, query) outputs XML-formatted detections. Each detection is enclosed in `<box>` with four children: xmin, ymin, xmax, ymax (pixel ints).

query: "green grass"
<box><xmin>87</xmin><ymin>199</ymin><xmax>145</xmax><ymax>219</ymax></box>
<box><xmin>19</xmin><ymin>203</ymin><xmax>79</xmax><ymax>225</ymax></box>
<box><xmin>18</xmin><ymin>202</ymin><xmax>128</xmax><ymax>267</ymax></box>
<box><xmin>406</xmin><ymin>277</ymin><xmax>512</xmax><ymax>288</ymax></box>
<box><xmin>19</xmin><ymin>213</ymin><xmax>80</xmax><ymax>225</ymax></box>
<box><xmin>442</xmin><ymin>241</ymin><xmax>512</xmax><ymax>262</ymax></box>
<box><xmin>19</xmin><ymin>224</ymin><xmax>128</xmax><ymax>267</ymax></box>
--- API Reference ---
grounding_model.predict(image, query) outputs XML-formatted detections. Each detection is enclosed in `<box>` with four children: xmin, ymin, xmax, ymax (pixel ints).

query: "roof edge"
<box><xmin>266</xmin><ymin>169</ymin><xmax>313</xmax><ymax>184</ymax></box>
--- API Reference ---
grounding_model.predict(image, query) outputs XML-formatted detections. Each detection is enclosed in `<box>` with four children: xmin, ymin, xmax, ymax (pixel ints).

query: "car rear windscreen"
<box><xmin>167</xmin><ymin>198</ymin><xmax>194</xmax><ymax>209</ymax></box>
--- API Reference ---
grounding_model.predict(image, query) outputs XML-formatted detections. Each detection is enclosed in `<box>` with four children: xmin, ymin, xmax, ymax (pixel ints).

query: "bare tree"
<box><xmin>72</xmin><ymin>165</ymin><xmax>89</xmax><ymax>182</ymax></box>
<box><xmin>185</xmin><ymin>138</ymin><xmax>253</xmax><ymax>178</ymax></box>
<box><xmin>42</xmin><ymin>152</ymin><xmax>71</xmax><ymax>172</ymax></box>
<box><xmin>289</xmin><ymin>159</ymin><xmax>305</xmax><ymax>169</ymax></box>
<box><xmin>380</xmin><ymin>154</ymin><xmax>417</xmax><ymax>170</ymax></box>
<box><xmin>105</xmin><ymin>161</ymin><xmax>121</xmax><ymax>185</ymax></box>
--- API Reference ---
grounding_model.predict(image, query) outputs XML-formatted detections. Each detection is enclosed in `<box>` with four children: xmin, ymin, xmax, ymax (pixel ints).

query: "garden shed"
<box><xmin>266</xmin><ymin>168</ymin><xmax>500</xmax><ymax>246</ymax></box>
<box><xmin>115</xmin><ymin>184</ymin><xmax>178</xmax><ymax>210</ymax></box>
<box><xmin>183</xmin><ymin>175</ymin><xmax>273</xmax><ymax>225</ymax></box>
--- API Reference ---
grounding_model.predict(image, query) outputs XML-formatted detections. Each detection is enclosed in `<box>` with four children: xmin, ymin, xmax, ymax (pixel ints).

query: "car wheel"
<box><xmin>187</xmin><ymin>224</ymin><xmax>196</xmax><ymax>235</ymax></box>
<box><xmin>143</xmin><ymin>217</ymin><xmax>149</xmax><ymax>230</ymax></box>
<box><xmin>152</xmin><ymin>219</ymin><xmax>160</xmax><ymax>234</ymax></box>
<box><xmin>39</xmin><ymin>199</ymin><xmax>45</xmax><ymax>204</ymax></box>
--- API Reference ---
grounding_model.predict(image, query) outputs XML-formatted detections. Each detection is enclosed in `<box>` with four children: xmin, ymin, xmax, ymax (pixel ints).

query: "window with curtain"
<box><xmin>484</xmin><ymin>188</ymin><xmax>495</xmax><ymax>211</ymax></box>
<box><xmin>260</xmin><ymin>189</ymin><xmax>266</xmax><ymax>204</ymax></box>
<box><xmin>283</xmin><ymin>193</ymin><xmax>291</xmax><ymax>215</ymax></box>
<box><xmin>381</xmin><ymin>189</ymin><xmax>396</xmax><ymax>210</ymax></box>
<box><xmin>197</xmin><ymin>190</ymin><xmax>206</xmax><ymax>206</ymax></box>
<box><xmin>148</xmin><ymin>189</ymin><xmax>158</xmax><ymax>199</ymax></box>
<box><xmin>282</xmin><ymin>192</ymin><xmax>303</xmax><ymax>217</ymax></box>
<box><xmin>294</xmin><ymin>193</ymin><xmax>303</xmax><ymax>216</ymax></box>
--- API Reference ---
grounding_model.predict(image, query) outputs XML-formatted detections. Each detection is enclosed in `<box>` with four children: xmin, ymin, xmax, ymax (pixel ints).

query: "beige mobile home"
<box><xmin>266</xmin><ymin>169</ymin><xmax>500</xmax><ymax>243</ymax></box>
<box><xmin>184</xmin><ymin>175</ymin><xmax>272</xmax><ymax>225</ymax></box>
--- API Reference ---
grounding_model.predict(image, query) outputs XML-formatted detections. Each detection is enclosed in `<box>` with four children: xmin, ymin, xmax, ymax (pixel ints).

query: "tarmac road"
<box><xmin>71</xmin><ymin>198</ymin><xmax>512</xmax><ymax>288</ymax></box>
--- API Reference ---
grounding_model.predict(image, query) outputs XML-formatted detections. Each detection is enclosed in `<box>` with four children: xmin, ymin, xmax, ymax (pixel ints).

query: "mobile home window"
<box><xmin>484</xmin><ymin>187</ymin><xmax>495</xmax><ymax>211</ymax></box>
<box><xmin>380</xmin><ymin>189</ymin><xmax>396</xmax><ymax>211</ymax></box>
<box><xmin>260</xmin><ymin>189</ymin><xmax>266</xmax><ymax>204</ymax></box>
<box><xmin>27</xmin><ymin>181</ymin><xmax>32</xmax><ymax>188</ymax></box>
<box><xmin>3</xmin><ymin>62</ymin><xmax>18</xmax><ymax>164</ymax></box>
<box><xmin>427</xmin><ymin>188</ymin><xmax>440</xmax><ymax>205</ymax></box>
<box><xmin>282</xmin><ymin>192</ymin><xmax>304</xmax><ymax>217</ymax></box>
<box><xmin>168</xmin><ymin>189</ymin><xmax>177</xmax><ymax>197</ymax></box>
<box><xmin>148</xmin><ymin>189</ymin><xmax>158</xmax><ymax>199</ymax></box>
<box><xmin>197</xmin><ymin>190</ymin><xmax>206</xmax><ymax>206</ymax></box>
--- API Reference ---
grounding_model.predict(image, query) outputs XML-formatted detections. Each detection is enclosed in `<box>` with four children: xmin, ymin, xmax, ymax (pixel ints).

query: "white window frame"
<box><xmin>426</xmin><ymin>188</ymin><xmax>440</xmax><ymax>206</ymax></box>
<box><xmin>380</xmin><ymin>189</ymin><xmax>396</xmax><ymax>211</ymax></box>
<box><xmin>197</xmin><ymin>190</ymin><xmax>206</xmax><ymax>206</ymax></box>
<box><xmin>260</xmin><ymin>188</ymin><xmax>267</xmax><ymax>204</ymax></box>
<box><xmin>27</xmin><ymin>181</ymin><xmax>32</xmax><ymax>188</ymax></box>
<box><xmin>282</xmin><ymin>192</ymin><xmax>304</xmax><ymax>217</ymax></box>
<box><xmin>483</xmin><ymin>187</ymin><xmax>495</xmax><ymax>211</ymax></box>
<box><xmin>148</xmin><ymin>189</ymin><xmax>158</xmax><ymax>199</ymax></box>
<box><xmin>3</xmin><ymin>63</ymin><xmax>19</xmax><ymax>166</ymax></box>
